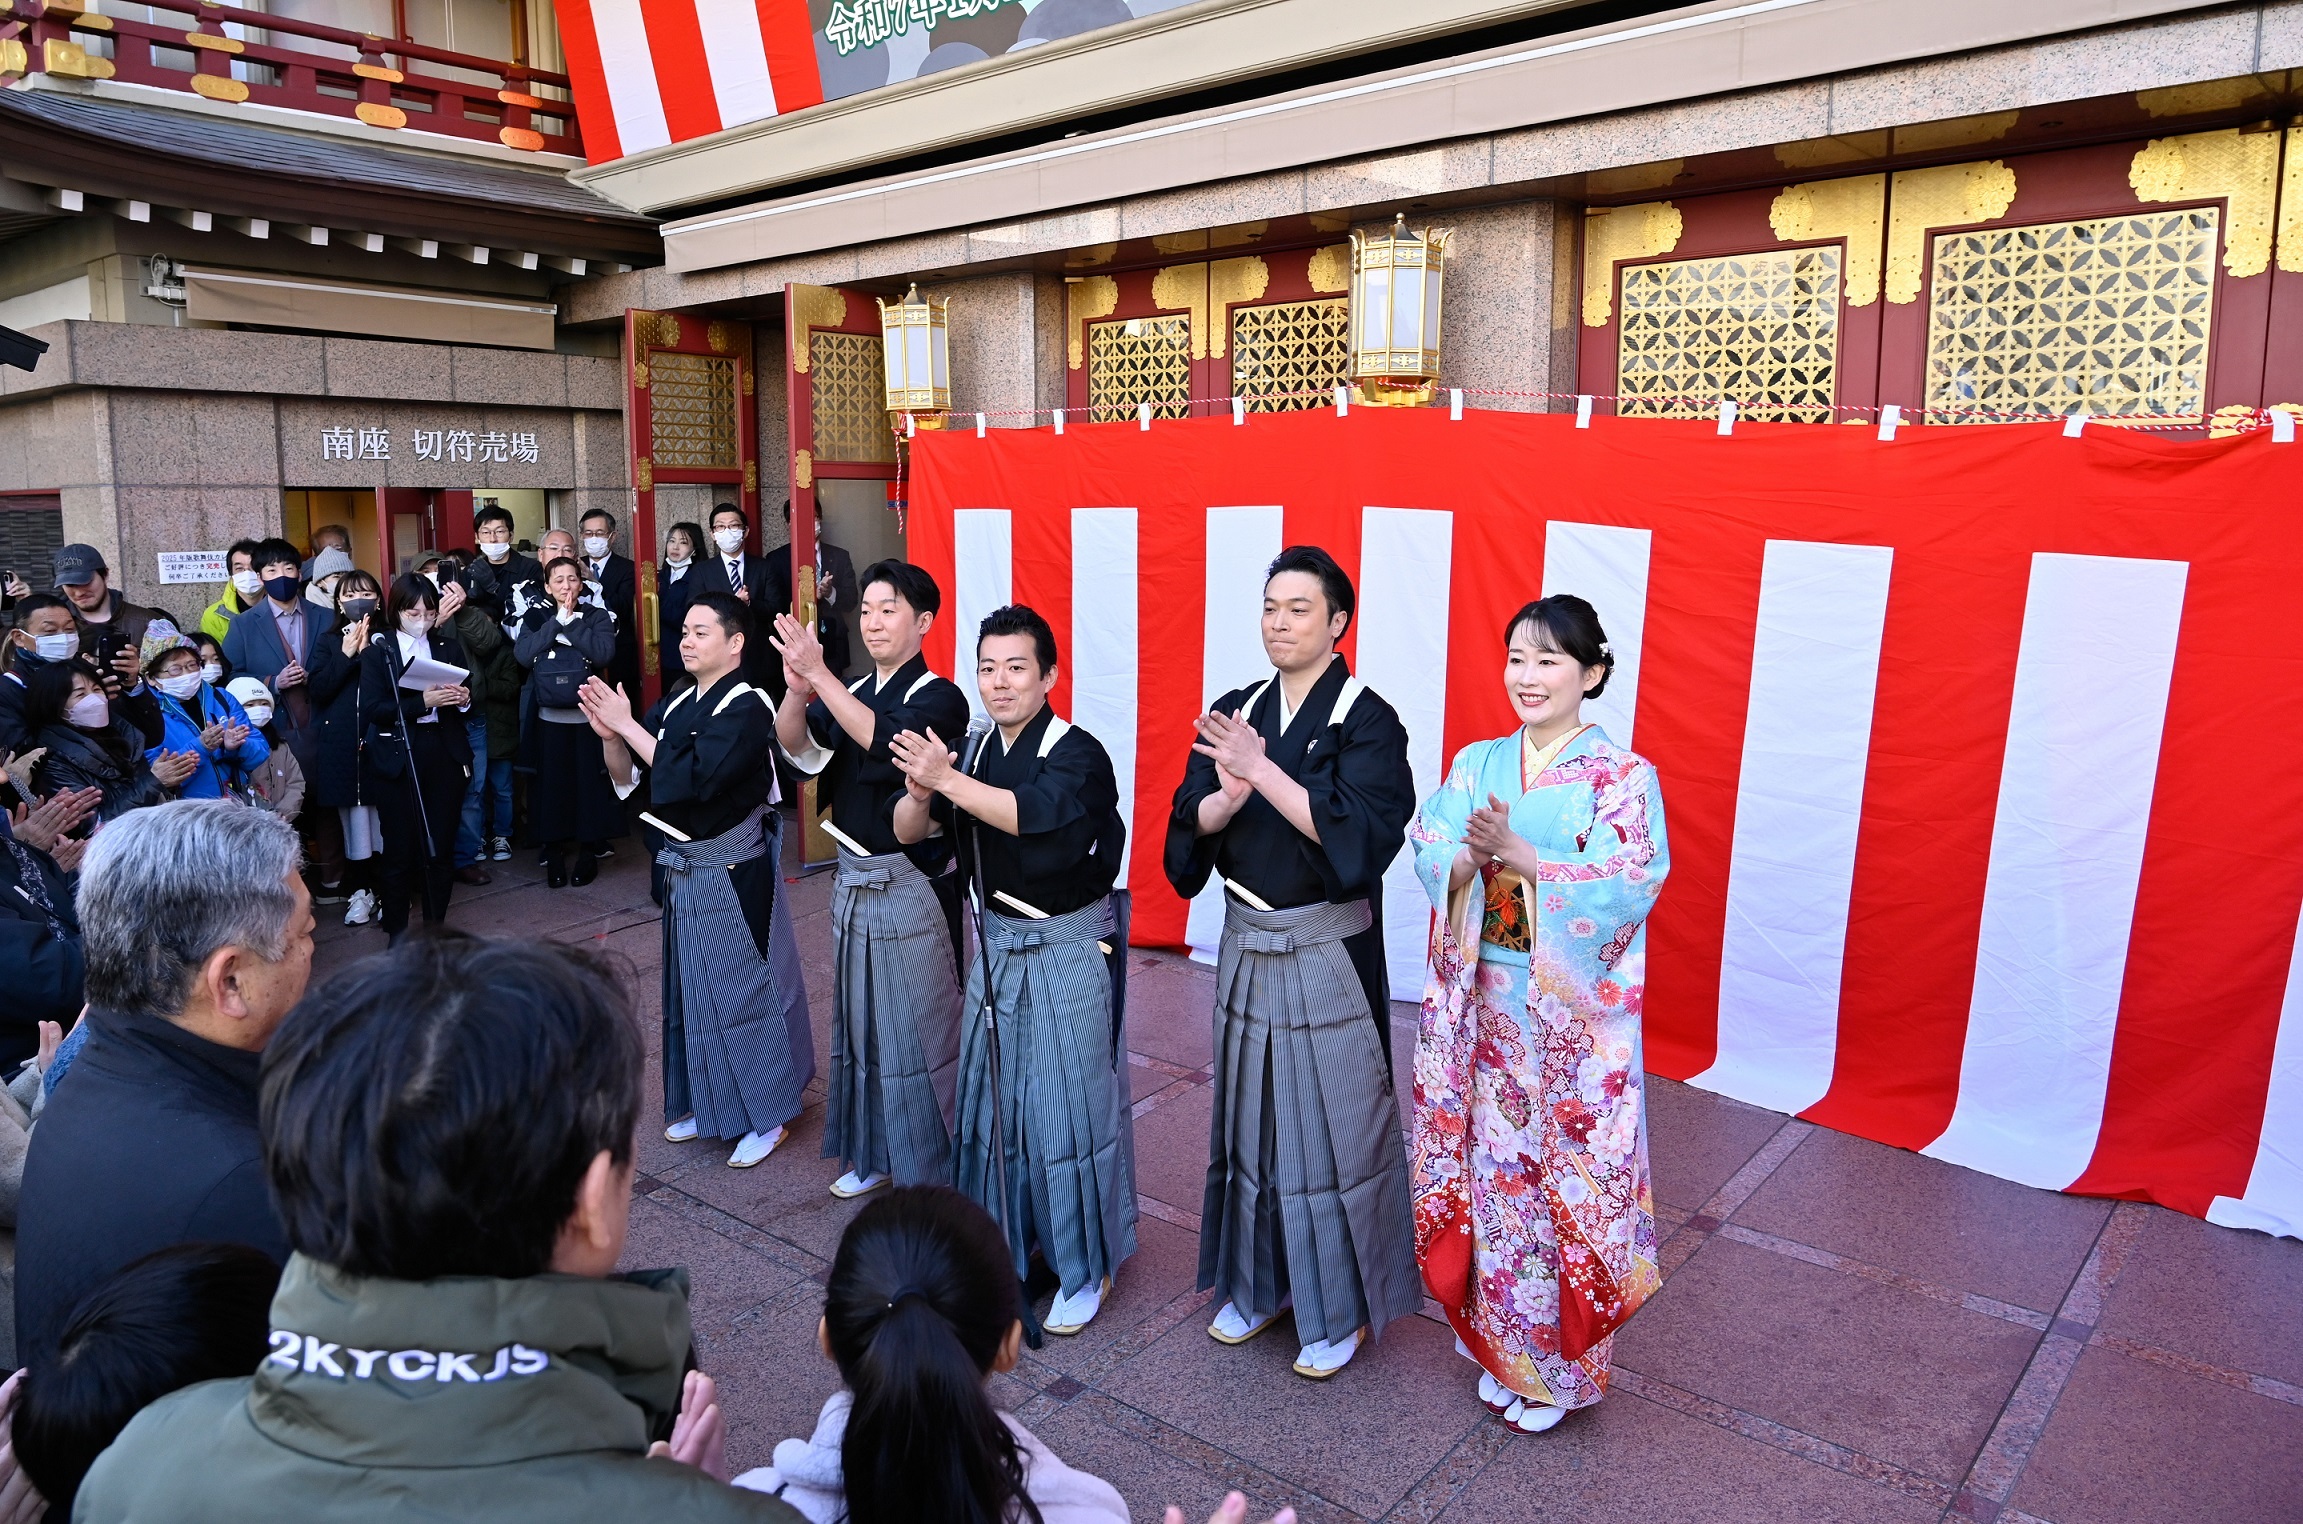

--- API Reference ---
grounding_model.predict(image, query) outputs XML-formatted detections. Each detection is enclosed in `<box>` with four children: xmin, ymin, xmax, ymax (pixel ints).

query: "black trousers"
<box><xmin>372</xmin><ymin>724</ymin><xmax>469</xmax><ymax>936</ymax></box>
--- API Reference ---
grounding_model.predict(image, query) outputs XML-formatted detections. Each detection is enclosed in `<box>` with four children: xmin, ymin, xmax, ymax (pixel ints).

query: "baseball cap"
<box><xmin>53</xmin><ymin>544</ymin><xmax>106</xmax><ymax>586</ymax></box>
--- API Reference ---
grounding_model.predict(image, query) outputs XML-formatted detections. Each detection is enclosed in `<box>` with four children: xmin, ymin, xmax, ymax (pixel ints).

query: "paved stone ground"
<box><xmin>311</xmin><ymin>827</ymin><xmax>2303</xmax><ymax>1523</ymax></box>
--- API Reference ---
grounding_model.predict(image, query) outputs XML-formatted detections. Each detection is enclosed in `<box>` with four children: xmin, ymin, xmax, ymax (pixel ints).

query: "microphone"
<box><xmin>960</xmin><ymin>713</ymin><xmax>995</xmax><ymax>774</ymax></box>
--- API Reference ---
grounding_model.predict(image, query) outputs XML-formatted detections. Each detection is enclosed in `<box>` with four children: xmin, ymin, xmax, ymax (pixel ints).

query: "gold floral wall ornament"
<box><xmin>1066</xmin><ymin>276</ymin><xmax>1120</xmax><ymax>370</ymax></box>
<box><xmin>1307</xmin><ymin>244</ymin><xmax>1351</xmax><ymax>295</ymax></box>
<box><xmin>634</xmin><ymin>457</ymin><xmax>652</xmax><ymax>491</ymax></box>
<box><xmin>1768</xmin><ymin>175</ymin><xmax>1886</xmax><ymax>306</ymax></box>
<box><xmin>744</xmin><ymin>460</ymin><xmax>757</xmax><ymax>493</ymax></box>
<box><xmin>788</xmin><ymin>285</ymin><xmax>849</xmax><ymax>373</ymax></box>
<box><xmin>632</xmin><ymin>357</ymin><xmax>650</xmax><ymax>390</ymax></box>
<box><xmin>1581</xmin><ymin>202</ymin><xmax>1684</xmax><ymax>326</ymax></box>
<box><xmin>2130</xmin><ymin>128</ymin><xmax>2280</xmax><ymax>278</ymax></box>
<box><xmin>1151</xmin><ymin>263</ymin><xmax>1210</xmax><ymax>360</ymax></box>
<box><xmin>794</xmin><ymin>450</ymin><xmax>813</xmax><ymax>489</ymax></box>
<box><xmin>1884</xmin><ymin>161</ymin><xmax>2018</xmax><ymax>304</ymax></box>
<box><xmin>2283</xmin><ymin>129</ymin><xmax>2303</xmax><ymax>273</ymax></box>
<box><xmin>740</xmin><ymin>362</ymin><xmax>754</xmax><ymax>397</ymax></box>
<box><xmin>1207</xmin><ymin>257</ymin><xmax>1270</xmax><ymax>360</ymax></box>
<box><xmin>654</xmin><ymin>313</ymin><xmax>682</xmax><ymax>348</ymax></box>
<box><xmin>707</xmin><ymin>321</ymin><xmax>731</xmax><ymax>354</ymax></box>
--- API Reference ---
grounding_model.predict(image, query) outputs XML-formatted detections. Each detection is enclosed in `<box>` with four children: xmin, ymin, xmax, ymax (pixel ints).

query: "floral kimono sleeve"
<box><xmin>1410</xmin><ymin>740</ymin><xmax>1500</xmax><ymax>939</ymax></box>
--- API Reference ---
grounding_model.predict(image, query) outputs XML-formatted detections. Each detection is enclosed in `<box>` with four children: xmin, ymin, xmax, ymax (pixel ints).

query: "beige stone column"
<box><xmin>939</xmin><ymin>271</ymin><xmax>1060</xmax><ymax>427</ymax></box>
<box><xmin>1432</xmin><ymin>198</ymin><xmax>1573</xmax><ymax>412</ymax></box>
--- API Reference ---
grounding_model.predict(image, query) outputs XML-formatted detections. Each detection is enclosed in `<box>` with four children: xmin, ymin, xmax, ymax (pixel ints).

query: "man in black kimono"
<box><xmin>770</xmin><ymin>559</ymin><xmax>969</xmax><ymax>1200</ymax></box>
<box><xmin>889</xmin><ymin>604</ymin><xmax>1136</xmax><ymax>1337</ymax></box>
<box><xmin>578</xmin><ymin>591</ymin><xmax>813</xmax><ymax>1171</ymax></box>
<box><xmin>1165</xmin><ymin>544</ymin><xmax>1421</xmax><ymax>1381</ymax></box>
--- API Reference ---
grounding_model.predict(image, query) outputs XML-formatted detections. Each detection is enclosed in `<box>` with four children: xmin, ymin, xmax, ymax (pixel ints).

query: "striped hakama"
<box><xmin>956</xmin><ymin>896</ymin><xmax>1138</xmax><ymax>1296</ymax></box>
<box><xmin>659</xmin><ymin>806</ymin><xmax>815</xmax><ymax>1140</ymax></box>
<box><xmin>1201</xmin><ymin>896</ymin><xmax>1421</xmax><ymax>1346</ymax></box>
<box><xmin>824</xmin><ymin>846</ymin><xmax>962</xmax><ymax>1183</ymax></box>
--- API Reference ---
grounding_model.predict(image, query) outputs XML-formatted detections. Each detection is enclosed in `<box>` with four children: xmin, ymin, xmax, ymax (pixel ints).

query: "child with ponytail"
<box><xmin>735</xmin><ymin>1185</ymin><xmax>1129</xmax><ymax>1524</ymax></box>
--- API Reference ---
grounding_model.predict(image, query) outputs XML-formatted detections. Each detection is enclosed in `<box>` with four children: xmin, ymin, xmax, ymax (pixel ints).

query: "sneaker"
<box><xmin>1292</xmin><ymin>1326</ymin><xmax>1367</xmax><ymax>1380</ymax></box>
<box><xmin>489</xmin><ymin>835</ymin><xmax>512</xmax><ymax>862</ymax></box>
<box><xmin>1045</xmin><ymin>1277</ymin><xmax>1110</xmax><ymax>1336</ymax></box>
<box><xmin>1208</xmin><ymin>1300</ymin><xmax>1283</xmax><ymax>1345</ymax></box>
<box><xmin>310</xmin><ymin>881</ymin><xmax>348</xmax><ymax>906</ymax></box>
<box><xmin>343</xmin><ymin>889</ymin><xmax>378</xmax><ymax>926</ymax></box>
<box><xmin>664</xmin><ymin>1116</ymin><xmax>698</xmax><ymax>1143</ymax></box>
<box><xmin>727</xmin><ymin>1126</ymin><xmax>785</xmax><ymax>1168</ymax></box>
<box><xmin>829</xmin><ymin>1169</ymin><xmax>889</xmax><ymax>1200</ymax></box>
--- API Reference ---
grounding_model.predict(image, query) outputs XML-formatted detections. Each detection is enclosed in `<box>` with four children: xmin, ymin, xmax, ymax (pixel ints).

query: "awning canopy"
<box><xmin>183</xmin><ymin>267</ymin><xmax>558</xmax><ymax>351</ymax></box>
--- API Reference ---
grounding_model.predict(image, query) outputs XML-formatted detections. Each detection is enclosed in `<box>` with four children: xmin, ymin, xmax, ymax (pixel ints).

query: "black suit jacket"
<box><xmin>589</xmin><ymin>554</ymin><xmax>643</xmax><ymax>695</ymax></box>
<box><xmin>766</xmin><ymin>540</ymin><xmax>856</xmax><ymax>679</ymax></box>
<box><xmin>692</xmin><ymin>552</ymin><xmax>790</xmax><ymax>698</ymax></box>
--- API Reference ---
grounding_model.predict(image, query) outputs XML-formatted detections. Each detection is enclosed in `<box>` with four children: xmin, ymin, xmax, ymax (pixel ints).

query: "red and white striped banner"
<box><xmin>554</xmin><ymin>0</ymin><xmax>822</xmax><ymax>162</ymax></box>
<box><xmin>909</xmin><ymin>404</ymin><xmax>2303</xmax><ymax>1236</ymax></box>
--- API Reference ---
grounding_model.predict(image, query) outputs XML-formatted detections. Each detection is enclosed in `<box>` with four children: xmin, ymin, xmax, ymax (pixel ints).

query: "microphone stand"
<box><xmin>375</xmin><ymin>625</ymin><xmax>435</xmax><ymax>861</ymax></box>
<box><xmin>957</xmin><ymin>715</ymin><xmax>1042</xmax><ymax>1348</ymax></box>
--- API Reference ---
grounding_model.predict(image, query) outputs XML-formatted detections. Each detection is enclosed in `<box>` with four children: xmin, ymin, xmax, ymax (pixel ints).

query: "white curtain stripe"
<box><xmin>1925</xmin><ymin>552</ymin><xmax>2188</xmax><ymax>1188</ymax></box>
<box><xmin>586</xmin><ymin>0</ymin><xmax>673</xmax><ymax>153</ymax></box>
<box><xmin>1071</xmin><ymin>509</ymin><xmax>1139</xmax><ymax>892</ymax></box>
<box><xmin>1541</xmin><ymin>521</ymin><xmax>1652</xmax><ymax>749</ymax></box>
<box><xmin>690</xmin><ymin>0</ymin><xmax>780</xmax><ymax>127</ymax></box>
<box><xmin>2208</xmin><ymin>896</ymin><xmax>2303</xmax><ymax>1238</ymax></box>
<box><xmin>952</xmin><ymin>510</ymin><xmax>1014</xmax><ymax>723</ymax></box>
<box><xmin>1357</xmin><ymin>507</ymin><xmax>1454</xmax><ymax>1003</ymax></box>
<box><xmin>1697</xmin><ymin>540</ymin><xmax>1894</xmax><ymax>1116</ymax></box>
<box><xmin>1186</xmin><ymin>507</ymin><xmax>1285</xmax><ymax>963</ymax></box>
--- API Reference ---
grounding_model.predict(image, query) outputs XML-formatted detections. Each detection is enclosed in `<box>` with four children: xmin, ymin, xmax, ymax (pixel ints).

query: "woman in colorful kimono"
<box><xmin>1408</xmin><ymin>593</ymin><xmax>1669</xmax><ymax>1434</ymax></box>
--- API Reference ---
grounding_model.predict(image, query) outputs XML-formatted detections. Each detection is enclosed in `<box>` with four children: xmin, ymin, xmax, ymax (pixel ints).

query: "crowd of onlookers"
<box><xmin>0</xmin><ymin>800</ymin><xmax>1297</xmax><ymax>1523</ymax></box>
<box><xmin>0</xmin><ymin>520</ymin><xmax>1298</xmax><ymax>1520</ymax></box>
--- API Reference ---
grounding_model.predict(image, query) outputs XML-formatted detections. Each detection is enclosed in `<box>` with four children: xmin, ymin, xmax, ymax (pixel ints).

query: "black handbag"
<box><xmin>530</xmin><ymin>630</ymin><xmax>593</xmax><ymax>708</ymax></box>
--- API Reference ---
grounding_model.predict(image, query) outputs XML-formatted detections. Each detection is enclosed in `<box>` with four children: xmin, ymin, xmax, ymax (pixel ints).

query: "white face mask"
<box><xmin>200</xmin><ymin>661</ymin><xmax>224</xmax><ymax>684</ymax></box>
<box><xmin>714</xmin><ymin>528</ymin><xmax>745</xmax><ymax>555</ymax></box>
<box><xmin>231</xmin><ymin>570</ymin><xmax>264</xmax><ymax>599</ymax></box>
<box><xmin>665</xmin><ymin>549</ymin><xmax>691</xmax><ymax>568</ymax></box>
<box><xmin>582</xmin><ymin>536</ymin><xmax>610</xmax><ymax>559</ymax></box>
<box><xmin>157</xmin><ymin>672</ymin><xmax>203</xmax><ymax>700</ymax></box>
<box><xmin>479</xmin><ymin>540</ymin><xmax>512</xmax><ymax>561</ymax></box>
<box><xmin>399</xmin><ymin>614</ymin><xmax>432</xmax><ymax>638</ymax></box>
<box><xmin>243</xmin><ymin>703</ymin><xmax>273</xmax><ymax>727</ymax></box>
<box><xmin>67</xmin><ymin>691</ymin><xmax>109</xmax><ymax>729</ymax></box>
<box><xmin>31</xmin><ymin>632</ymin><xmax>79</xmax><ymax>662</ymax></box>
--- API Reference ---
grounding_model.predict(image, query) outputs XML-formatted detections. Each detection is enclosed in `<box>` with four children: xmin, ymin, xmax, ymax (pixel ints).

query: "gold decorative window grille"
<box><xmin>1087</xmin><ymin>315</ymin><xmax>1192</xmax><ymax>423</ymax></box>
<box><xmin>1231</xmin><ymin>299</ymin><xmax>1350</xmax><ymax>412</ymax></box>
<box><xmin>648</xmin><ymin>352</ymin><xmax>739</xmax><ymax>469</ymax></box>
<box><xmin>811</xmin><ymin>330</ymin><xmax>896</xmax><ymax>463</ymax></box>
<box><xmin>1923</xmin><ymin>209</ymin><xmax>2217</xmax><ymax>424</ymax></box>
<box><xmin>1617</xmin><ymin>248</ymin><xmax>1841</xmax><ymax>423</ymax></box>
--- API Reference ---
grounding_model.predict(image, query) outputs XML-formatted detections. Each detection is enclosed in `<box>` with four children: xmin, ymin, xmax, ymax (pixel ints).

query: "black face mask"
<box><xmin>264</xmin><ymin>574</ymin><xmax>302</xmax><ymax>602</ymax></box>
<box><xmin>340</xmin><ymin>597</ymin><xmax>378</xmax><ymax>620</ymax></box>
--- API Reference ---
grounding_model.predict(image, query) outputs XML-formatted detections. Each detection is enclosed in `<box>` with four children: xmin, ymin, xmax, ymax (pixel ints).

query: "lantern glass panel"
<box><xmin>931</xmin><ymin>323</ymin><xmax>949</xmax><ymax>390</ymax></box>
<box><xmin>1390</xmin><ymin>266</ymin><xmax>1423</xmax><ymax>353</ymax></box>
<box><xmin>905</xmin><ymin>324</ymin><xmax>931</xmax><ymax>393</ymax></box>
<box><xmin>1422</xmin><ymin>266</ymin><xmax>1443</xmax><ymax>357</ymax></box>
<box><xmin>1359</xmin><ymin>265</ymin><xmax>1391</xmax><ymax>350</ymax></box>
<box><xmin>882</xmin><ymin>319</ymin><xmax>905</xmax><ymax>392</ymax></box>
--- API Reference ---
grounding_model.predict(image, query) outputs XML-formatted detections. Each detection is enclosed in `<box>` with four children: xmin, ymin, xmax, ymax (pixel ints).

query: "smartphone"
<box><xmin>96</xmin><ymin>629</ymin><xmax>128</xmax><ymax>667</ymax></box>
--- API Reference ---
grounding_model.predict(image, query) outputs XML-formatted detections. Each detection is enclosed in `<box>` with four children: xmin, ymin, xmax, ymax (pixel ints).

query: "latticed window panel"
<box><xmin>811</xmin><ymin>330</ymin><xmax>897</xmax><ymax>463</ymax></box>
<box><xmin>649</xmin><ymin>353</ymin><xmax>739</xmax><ymax>469</ymax></box>
<box><xmin>1087</xmin><ymin>315</ymin><xmax>1192</xmax><ymax>423</ymax></box>
<box><xmin>1616</xmin><ymin>248</ymin><xmax>1842</xmax><ymax>424</ymax></box>
<box><xmin>1923</xmin><ymin>210</ymin><xmax>2218</xmax><ymax>424</ymax></box>
<box><xmin>1231</xmin><ymin>299</ymin><xmax>1350</xmax><ymax>412</ymax></box>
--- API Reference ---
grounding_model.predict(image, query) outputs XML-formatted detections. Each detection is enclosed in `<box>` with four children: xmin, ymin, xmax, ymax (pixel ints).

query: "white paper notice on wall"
<box><xmin>157</xmin><ymin>551</ymin><xmax>227</xmax><ymax>585</ymax></box>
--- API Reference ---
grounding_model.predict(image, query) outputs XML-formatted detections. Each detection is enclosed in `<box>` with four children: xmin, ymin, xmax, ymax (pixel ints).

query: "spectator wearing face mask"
<box><xmin>190</xmin><ymin>632</ymin><xmax>229</xmax><ymax>687</ymax></box>
<box><xmin>306</xmin><ymin>572</ymin><xmax>383</xmax><ymax>928</ymax></box>
<box><xmin>300</xmin><ymin>525</ymin><xmax>352</xmax><ymax>581</ymax></box>
<box><xmin>225</xmin><ymin>677</ymin><xmax>304</xmax><ymax>823</ymax></box>
<box><xmin>467</xmin><ymin>505</ymin><xmax>541</xmax><ymax>623</ymax></box>
<box><xmin>25</xmin><ymin>661</ymin><xmax>195</xmax><ymax>825</ymax></box>
<box><xmin>515</xmin><ymin>557</ymin><xmax>622</xmax><ymax>889</ymax></box>
<box><xmin>140</xmin><ymin>622</ymin><xmax>269</xmax><ymax>802</ymax></box>
<box><xmin>198</xmin><ymin>540</ymin><xmax>267</xmax><ymax>645</ymax></box>
<box><xmin>657</xmin><ymin>521</ymin><xmax>705</xmax><ymax>687</ymax></box>
<box><xmin>439</xmin><ymin>562</ymin><xmax>521</xmax><ymax>880</ymax></box>
<box><xmin>358</xmin><ymin>574</ymin><xmax>474</xmax><ymax>943</ymax></box>
<box><xmin>579</xmin><ymin>509</ymin><xmax>643</xmax><ymax>700</ymax></box>
<box><xmin>224</xmin><ymin>538</ymin><xmax>345</xmax><ymax>902</ymax></box>
<box><xmin>1</xmin><ymin>594</ymin><xmax>106</xmax><ymax>757</ymax></box>
<box><xmin>305</xmin><ymin>547</ymin><xmax>357</xmax><ymax>613</ymax></box>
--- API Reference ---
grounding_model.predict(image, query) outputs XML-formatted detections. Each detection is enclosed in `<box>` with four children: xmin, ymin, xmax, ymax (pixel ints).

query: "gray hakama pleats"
<box><xmin>955</xmin><ymin>897</ymin><xmax>1137</xmax><ymax>1297</ymax></box>
<box><xmin>659</xmin><ymin>807</ymin><xmax>816</xmax><ymax>1140</ymax></box>
<box><xmin>823</xmin><ymin>847</ymin><xmax>962</xmax><ymax>1182</ymax></box>
<box><xmin>1200</xmin><ymin>896</ymin><xmax>1420</xmax><ymax>1345</ymax></box>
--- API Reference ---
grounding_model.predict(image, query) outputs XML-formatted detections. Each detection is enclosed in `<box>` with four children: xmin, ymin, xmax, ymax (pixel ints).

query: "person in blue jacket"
<box><xmin>140</xmin><ymin>622</ymin><xmax>269</xmax><ymax>800</ymax></box>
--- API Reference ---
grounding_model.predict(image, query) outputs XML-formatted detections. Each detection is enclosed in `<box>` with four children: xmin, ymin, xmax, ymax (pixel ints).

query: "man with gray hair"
<box><xmin>13</xmin><ymin>799</ymin><xmax>314</xmax><ymax>1369</ymax></box>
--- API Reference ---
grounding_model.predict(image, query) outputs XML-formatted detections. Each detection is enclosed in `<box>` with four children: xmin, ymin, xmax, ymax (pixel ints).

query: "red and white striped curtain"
<box><xmin>908</xmin><ymin>404</ymin><xmax>2303</xmax><ymax>1238</ymax></box>
<box><xmin>553</xmin><ymin>0</ymin><xmax>821</xmax><ymax>162</ymax></box>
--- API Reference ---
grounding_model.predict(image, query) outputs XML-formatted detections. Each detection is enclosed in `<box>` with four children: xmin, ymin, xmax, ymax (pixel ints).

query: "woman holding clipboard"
<box><xmin>358</xmin><ymin>572</ymin><xmax>474</xmax><ymax>943</ymax></box>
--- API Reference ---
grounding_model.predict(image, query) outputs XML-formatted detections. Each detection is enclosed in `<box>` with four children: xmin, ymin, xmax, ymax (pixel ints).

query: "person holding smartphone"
<box><xmin>307</xmin><ymin>572</ymin><xmax>384</xmax><ymax>927</ymax></box>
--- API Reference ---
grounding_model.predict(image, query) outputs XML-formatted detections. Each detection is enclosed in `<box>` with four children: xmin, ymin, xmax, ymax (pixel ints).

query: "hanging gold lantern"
<box><xmin>878</xmin><ymin>283</ymin><xmax>950</xmax><ymax>429</ymax></box>
<box><xmin>1349</xmin><ymin>213</ymin><xmax>1450</xmax><ymax>406</ymax></box>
